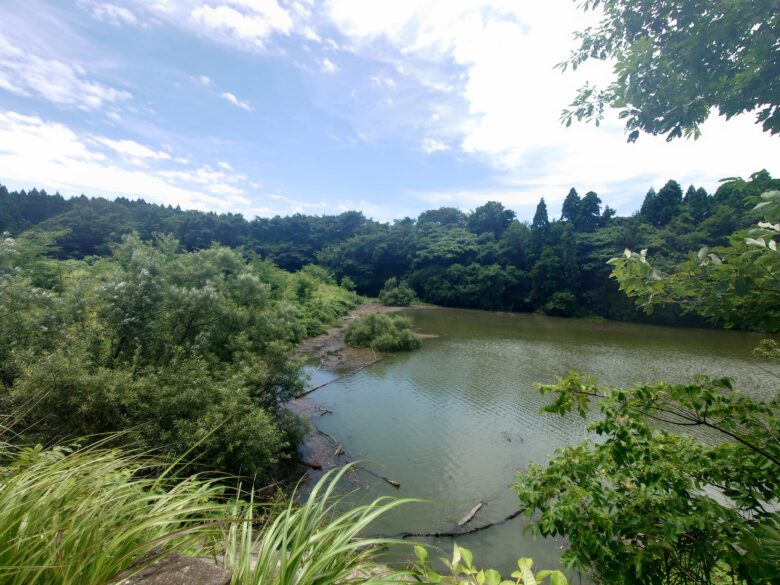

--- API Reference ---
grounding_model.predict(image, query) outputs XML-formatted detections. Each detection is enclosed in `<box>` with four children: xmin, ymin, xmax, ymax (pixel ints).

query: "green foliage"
<box><xmin>0</xmin><ymin>441</ymin><xmax>226</xmax><ymax>585</ymax></box>
<box><xmin>344</xmin><ymin>313</ymin><xmax>422</xmax><ymax>352</ymax></box>
<box><xmin>2</xmin><ymin>171</ymin><xmax>778</xmax><ymax>322</ymax></box>
<box><xmin>560</xmin><ymin>0</ymin><xmax>780</xmax><ymax>139</ymax></box>
<box><xmin>467</xmin><ymin>201</ymin><xmax>516</xmax><ymax>238</ymax></box>
<box><xmin>413</xmin><ymin>544</ymin><xmax>568</xmax><ymax>585</ymax></box>
<box><xmin>753</xmin><ymin>339</ymin><xmax>780</xmax><ymax>363</ymax></box>
<box><xmin>222</xmin><ymin>465</ymin><xmax>415</xmax><ymax>585</ymax></box>
<box><xmin>513</xmin><ymin>372</ymin><xmax>779</xmax><ymax>584</ymax></box>
<box><xmin>378</xmin><ymin>277</ymin><xmax>417</xmax><ymax>306</ymax></box>
<box><xmin>0</xmin><ymin>234</ymin><xmax>357</xmax><ymax>479</ymax></box>
<box><xmin>608</xmin><ymin>190</ymin><xmax>780</xmax><ymax>332</ymax></box>
<box><xmin>513</xmin><ymin>184</ymin><xmax>780</xmax><ymax>584</ymax></box>
<box><xmin>0</xmin><ymin>441</ymin><xmax>558</xmax><ymax>585</ymax></box>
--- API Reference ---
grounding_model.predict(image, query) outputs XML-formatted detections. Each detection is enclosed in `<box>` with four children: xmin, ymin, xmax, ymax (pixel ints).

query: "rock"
<box><xmin>119</xmin><ymin>552</ymin><xmax>231</xmax><ymax>585</ymax></box>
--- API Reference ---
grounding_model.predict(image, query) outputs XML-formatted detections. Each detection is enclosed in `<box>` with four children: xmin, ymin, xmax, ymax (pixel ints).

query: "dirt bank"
<box><xmin>297</xmin><ymin>302</ymin><xmax>404</xmax><ymax>371</ymax></box>
<box><xmin>290</xmin><ymin>302</ymin><xmax>425</xmax><ymax>485</ymax></box>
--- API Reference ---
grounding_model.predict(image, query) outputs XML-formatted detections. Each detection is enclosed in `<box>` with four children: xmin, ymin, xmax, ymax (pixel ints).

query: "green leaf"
<box><xmin>485</xmin><ymin>568</ymin><xmax>502</xmax><ymax>585</ymax></box>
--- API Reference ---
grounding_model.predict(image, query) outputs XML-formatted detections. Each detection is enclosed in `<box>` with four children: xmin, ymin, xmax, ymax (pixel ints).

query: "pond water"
<box><xmin>305</xmin><ymin>308</ymin><xmax>779</xmax><ymax>578</ymax></box>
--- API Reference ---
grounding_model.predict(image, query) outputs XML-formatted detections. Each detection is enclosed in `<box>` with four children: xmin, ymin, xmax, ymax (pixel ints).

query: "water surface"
<box><xmin>307</xmin><ymin>308</ymin><xmax>779</xmax><ymax>576</ymax></box>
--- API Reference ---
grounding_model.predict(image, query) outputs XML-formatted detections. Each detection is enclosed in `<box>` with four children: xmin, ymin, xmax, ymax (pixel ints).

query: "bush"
<box><xmin>0</xmin><ymin>234</ymin><xmax>360</xmax><ymax>479</ymax></box>
<box><xmin>344</xmin><ymin>313</ymin><xmax>421</xmax><ymax>352</ymax></box>
<box><xmin>378</xmin><ymin>277</ymin><xmax>416</xmax><ymax>306</ymax></box>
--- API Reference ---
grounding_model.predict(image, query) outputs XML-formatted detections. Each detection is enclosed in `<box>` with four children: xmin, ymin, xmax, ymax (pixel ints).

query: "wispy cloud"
<box><xmin>421</xmin><ymin>137</ymin><xmax>449</xmax><ymax>154</ymax></box>
<box><xmin>220</xmin><ymin>91</ymin><xmax>252</xmax><ymax>111</ymax></box>
<box><xmin>0</xmin><ymin>37</ymin><xmax>131</xmax><ymax>111</ymax></box>
<box><xmin>91</xmin><ymin>136</ymin><xmax>172</xmax><ymax>164</ymax></box>
<box><xmin>320</xmin><ymin>57</ymin><xmax>339</xmax><ymax>74</ymax></box>
<box><xmin>81</xmin><ymin>1</ymin><xmax>139</xmax><ymax>26</ymax></box>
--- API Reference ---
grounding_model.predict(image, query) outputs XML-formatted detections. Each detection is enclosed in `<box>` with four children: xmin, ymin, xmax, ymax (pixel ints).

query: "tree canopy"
<box><xmin>560</xmin><ymin>0</ymin><xmax>780</xmax><ymax>140</ymax></box>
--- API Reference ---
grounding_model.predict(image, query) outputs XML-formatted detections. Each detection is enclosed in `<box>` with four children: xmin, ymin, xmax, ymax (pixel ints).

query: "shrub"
<box><xmin>378</xmin><ymin>277</ymin><xmax>416</xmax><ymax>306</ymax></box>
<box><xmin>344</xmin><ymin>313</ymin><xmax>421</xmax><ymax>352</ymax></box>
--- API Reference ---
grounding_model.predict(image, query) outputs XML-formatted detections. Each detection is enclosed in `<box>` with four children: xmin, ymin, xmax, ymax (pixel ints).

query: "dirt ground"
<box><xmin>296</xmin><ymin>302</ymin><xmax>404</xmax><ymax>371</ymax></box>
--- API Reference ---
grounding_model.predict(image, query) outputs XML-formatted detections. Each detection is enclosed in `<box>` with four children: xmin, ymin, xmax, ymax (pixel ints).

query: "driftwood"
<box><xmin>312</xmin><ymin>429</ymin><xmax>401</xmax><ymax>488</ymax></box>
<box><xmin>396</xmin><ymin>508</ymin><xmax>525</xmax><ymax>539</ymax></box>
<box><xmin>297</xmin><ymin>459</ymin><xmax>322</xmax><ymax>470</ymax></box>
<box><xmin>456</xmin><ymin>502</ymin><xmax>483</xmax><ymax>527</ymax></box>
<box><xmin>296</xmin><ymin>358</ymin><xmax>384</xmax><ymax>398</ymax></box>
<box><xmin>358</xmin><ymin>466</ymin><xmax>401</xmax><ymax>489</ymax></box>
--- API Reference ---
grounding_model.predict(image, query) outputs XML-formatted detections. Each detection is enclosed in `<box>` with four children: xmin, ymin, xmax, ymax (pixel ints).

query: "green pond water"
<box><xmin>305</xmin><ymin>308</ymin><xmax>779</xmax><ymax>578</ymax></box>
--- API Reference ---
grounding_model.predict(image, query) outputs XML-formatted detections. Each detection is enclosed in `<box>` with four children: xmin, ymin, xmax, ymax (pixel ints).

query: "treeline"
<box><xmin>0</xmin><ymin>232</ymin><xmax>359</xmax><ymax>480</ymax></box>
<box><xmin>2</xmin><ymin>169</ymin><xmax>777</xmax><ymax>322</ymax></box>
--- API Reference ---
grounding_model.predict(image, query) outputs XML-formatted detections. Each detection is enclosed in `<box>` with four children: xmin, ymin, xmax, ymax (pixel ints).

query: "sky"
<box><xmin>0</xmin><ymin>0</ymin><xmax>777</xmax><ymax>222</ymax></box>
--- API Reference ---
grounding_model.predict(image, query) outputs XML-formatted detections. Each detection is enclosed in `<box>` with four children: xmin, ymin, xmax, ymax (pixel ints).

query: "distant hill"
<box><xmin>3</xmin><ymin>170</ymin><xmax>777</xmax><ymax>323</ymax></box>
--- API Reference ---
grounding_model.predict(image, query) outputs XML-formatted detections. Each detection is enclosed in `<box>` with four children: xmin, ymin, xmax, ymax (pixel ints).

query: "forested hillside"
<box><xmin>2</xmin><ymin>169</ymin><xmax>777</xmax><ymax>324</ymax></box>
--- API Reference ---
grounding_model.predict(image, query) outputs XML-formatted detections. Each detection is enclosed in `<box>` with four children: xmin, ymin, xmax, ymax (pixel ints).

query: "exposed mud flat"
<box><xmin>290</xmin><ymin>302</ymin><xmax>433</xmax><ymax>485</ymax></box>
<box><xmin>297</xmin><ymin>302</ymin><xmax>403</xmax><ymax>371</ymax></box>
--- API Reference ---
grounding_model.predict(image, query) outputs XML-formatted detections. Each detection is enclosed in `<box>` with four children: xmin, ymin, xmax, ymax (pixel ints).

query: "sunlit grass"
<box><xmin>222</xmin><ymin>465</ymin><xmax>415</xmax><ymax>585</ymax></box>
<box><xmin>0</xmin><ymin>436</ymin><xmax>414</xmax><ymax>585</ymax></box>
<box><xmin>0</xmin><ymin>440</ymin><xmax>228</xmax><ymax>585</ymax></box>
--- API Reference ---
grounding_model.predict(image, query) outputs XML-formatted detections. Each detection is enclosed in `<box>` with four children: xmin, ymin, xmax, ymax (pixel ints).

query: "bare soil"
<box><xmin>297</xmin><ymin>302</ymin><xmax>403</xmax><ymax>371</ymax></box>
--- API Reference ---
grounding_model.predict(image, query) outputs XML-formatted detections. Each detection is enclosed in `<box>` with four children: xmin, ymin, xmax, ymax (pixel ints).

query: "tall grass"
<box><xmin>0</xmin><ymin>441</ymin><xmax>226</xmax><ymax>585</ymax></box>
<box><xmin>0</xmin><ymin>436</ymin><xmax>415</xmax><ymax>585</ymax></box>
<box><xmin>222</xmin><ymin>466</ymin><xmax>415</xmax><ymax>585</ymax></box>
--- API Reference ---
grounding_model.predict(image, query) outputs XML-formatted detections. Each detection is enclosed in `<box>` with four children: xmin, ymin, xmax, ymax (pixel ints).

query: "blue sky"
<box><xmin>0</xmin><ymin>0</ymin><xmax>777</xmax><ymax>222</ymax></box>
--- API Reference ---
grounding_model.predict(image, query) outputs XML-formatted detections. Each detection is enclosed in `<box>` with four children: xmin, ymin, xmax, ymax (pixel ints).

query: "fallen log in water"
<box><xmin>296</xmin><ymin>358</ymin><xmax>384</xmax><ymax>398</ymax></box>
<box><xmin>396</xmin><ymin>508</ymin><xmax>525</xmax><ymax>539</ymax></box>
<box><xmin>456</xmin><ymin>502</ymin><xmax>484</xmax><ymax>527</ymax></box>
<box><xmin>308</xmin><ymin>429</ymin><xmax>401</xmax><ymax>488</ymax></box>
<box><xmin>358</xmin><ymin>466</ymin><xmax>401</xmax><ymax>489</ymax></box>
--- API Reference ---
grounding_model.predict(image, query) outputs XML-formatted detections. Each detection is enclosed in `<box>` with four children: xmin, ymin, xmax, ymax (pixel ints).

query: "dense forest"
<box><xmin>2</xmin><ymin>169</ymin><xmax>777</xmax><ymax>326</ymax></box>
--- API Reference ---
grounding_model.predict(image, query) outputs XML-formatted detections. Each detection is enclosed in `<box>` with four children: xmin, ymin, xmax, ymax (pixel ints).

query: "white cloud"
<box><xmin>220</xmin><ymin>91</ymin><xmax>253</xmax><ymax>110</ymax></box>
<box><xmin>421</xmin><ymin>137</ymin><xmax>449</xmax><ymax>154</ymax></box>
<box><xmin>0</xmin><ymin>38</ymin><xmax>131</xmax><ymax>111</ymax></box>
<box><xmin>322</xmin><ymin>0</ymin><xmax>779</xmax><ymax>215</ymax></box>
<box><xmin>370</xmin><ymin>74</ymin><xmax>396</xmax><ymax>88</ymax></box>
<box><xmin>91</xmin><ymin>137</ymin><xmax>172</xmax><ymax>164</ymax></box>
<box><xmin>0</xmin><ymin>110</ymin><xmax>255</xmax><ymax>214</ymax></box>
<box><xmin>320</xmin><ymin>57</ymin><xmax>339</xmax><ymax>74</ymax></box>
<box><xmin>198</xmin><ymin>75</ymin><xmax>213</xmax><ymax>87</ymax></box>
<box><xmin>84</xmin><ymin>2</ymin><xmax>139</xmax><ymax>26</ymax></box>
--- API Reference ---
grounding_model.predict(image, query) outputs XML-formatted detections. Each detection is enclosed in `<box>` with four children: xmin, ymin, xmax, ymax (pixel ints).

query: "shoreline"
<box><xmin>289</xmin><ymin>301</ymin><xmax>415</xmax><ymax>484</ymax></box>
<box><xmin>296</xmin><ymin>301</ymin><xmax>411</xmax><ymax>371</ymax></box>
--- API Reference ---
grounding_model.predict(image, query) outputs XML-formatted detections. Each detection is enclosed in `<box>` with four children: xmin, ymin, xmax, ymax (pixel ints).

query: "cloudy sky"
<box><xmin>0</xmin><ymin>0</ymin><xmax>777</xmax><ymax>221</ymax></box>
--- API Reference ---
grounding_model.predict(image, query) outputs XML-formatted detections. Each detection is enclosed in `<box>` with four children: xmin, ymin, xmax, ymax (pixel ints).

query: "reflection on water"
<box><xmin>306</xmin><ymin>308</ymin><xmax>779</xmax><ymax>577</ymax></box>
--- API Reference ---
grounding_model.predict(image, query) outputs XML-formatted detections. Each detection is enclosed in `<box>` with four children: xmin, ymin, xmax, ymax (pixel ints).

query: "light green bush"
<box><xmin>344</xmin><ymin>313</ymin><xmax>421</xmax><ymax>351</ymax></box>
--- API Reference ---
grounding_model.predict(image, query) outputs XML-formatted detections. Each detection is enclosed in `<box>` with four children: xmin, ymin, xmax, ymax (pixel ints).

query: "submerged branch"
<box><xmin>394</xmin><ymin>508</ymin><xmax>525</xmax><ymax>539</ymax></box>
<box><xmin>296</xmin><ymin>358</ymin><xmax>384</xmax><ymax>398</ymax></box>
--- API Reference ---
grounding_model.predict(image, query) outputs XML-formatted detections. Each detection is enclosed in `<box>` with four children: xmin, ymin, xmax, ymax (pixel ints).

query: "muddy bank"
<box><xmin>289</xmin><ymin>302</ymin><xmax>429</xmax><ymax>485</ymax></box>
<box><xmin>297</xmin><ymin>302</ymin><xmax>404</xmax><ymax>371</ymax></box>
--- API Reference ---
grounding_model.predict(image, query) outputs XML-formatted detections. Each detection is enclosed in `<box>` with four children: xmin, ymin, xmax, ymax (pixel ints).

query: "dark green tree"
<box><xmin>560</xmin><ymin>188</ymin><xmax>581</xmax><ymax>223</ymax></box>
<box><xmin>466</xmin><ymin>201</ymin><xmax>516</xmax><ymax>238</ymax></box>
<box><xmin>531</xmin><ymin>198</ymin><xmax>549</xmax><ymax>232</ymax></box>
<box><xmin>575</xmin><ymin>191</ymin><xmax>602</xmax><ymax>232</ymax></box>
<box><xmin>417</xmin><ymin>207</ymin><xmax>467</xmax><ymax>227</ymax></box>
<box><xmin>683</xmin><ymin>185</ymin><xmax>712</xmax><ymax>223</ymax></box>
